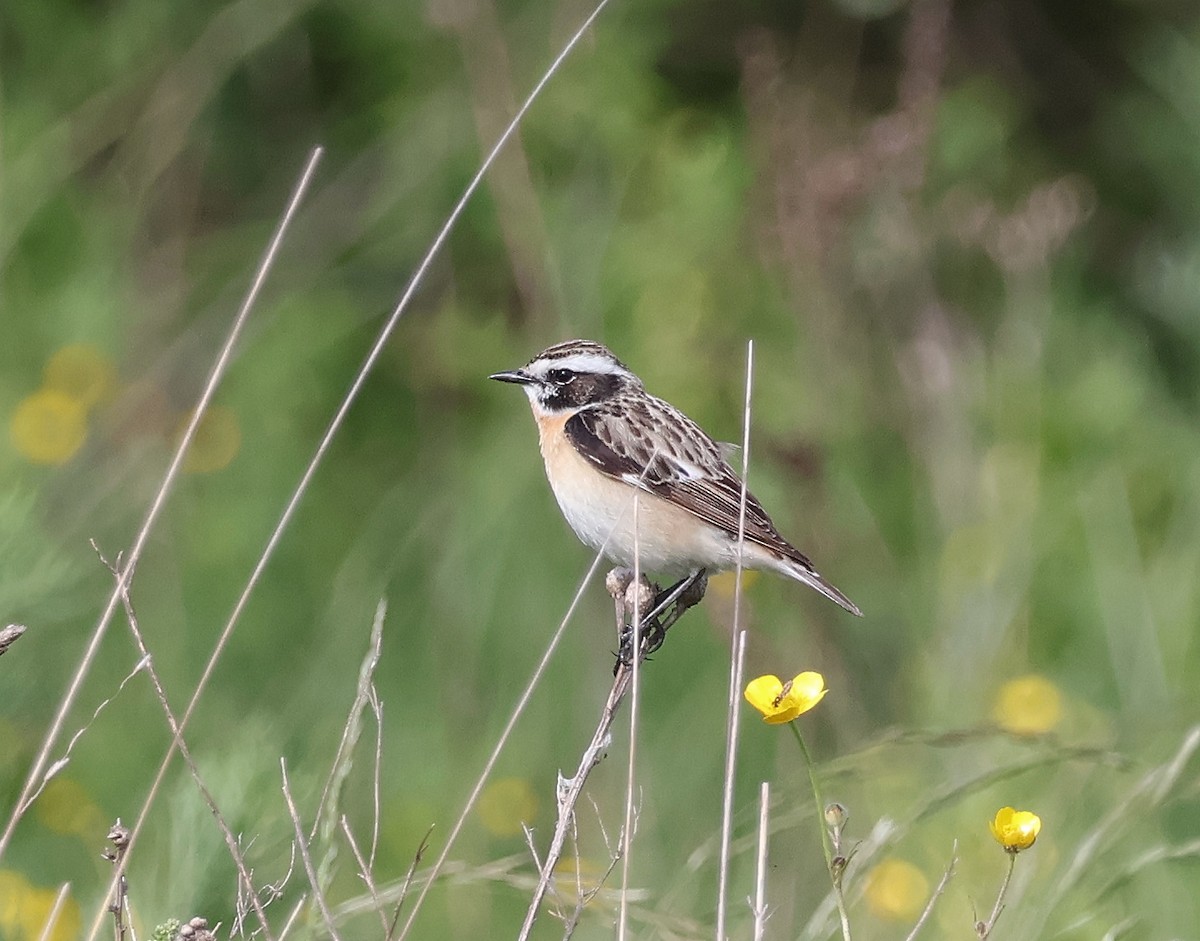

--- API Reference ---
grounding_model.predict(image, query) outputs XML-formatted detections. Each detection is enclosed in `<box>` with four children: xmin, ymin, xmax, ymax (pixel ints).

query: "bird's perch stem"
<box><xmin>516</xmin><ymin>568</ymin><xmax>705</xmax><ymax>940</ymax></box>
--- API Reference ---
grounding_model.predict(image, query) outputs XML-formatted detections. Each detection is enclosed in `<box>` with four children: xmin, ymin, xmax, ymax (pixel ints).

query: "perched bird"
<box><xmin>491</xmin><ymin>340</ymin><xmax>861</xmax><ymax>616</ymax></box>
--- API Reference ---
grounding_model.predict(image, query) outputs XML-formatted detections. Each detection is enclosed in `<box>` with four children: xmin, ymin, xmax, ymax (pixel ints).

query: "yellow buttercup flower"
<box><xmin>990</xmin><ymin>806</ymin><xmax>1041</xmax><ymax>852</ymax></box>
<box><xmin>9</xmin><ymin>389</ymin><xmax>88</xmax><ymax>465</ymax></box>
<box><xmin>864</xmin><ymin>858</ymin><xmax>928</xmax><ymax>921</ymax></box>
<box><xmin>43</xmin><ymin>344</ymin><xmax>117</xmax><ymax>409</ymax></box>
<box><xmin>707</xmin><ymin>569</ymin><xmax>760</xmax><ymax>599</ymax></box>
<box><xmin>35</xmin><ymin>778</ymin><xmax>105</xmax><ymax>838</ymax></box>
<box><xmin>744</xmin><ymin>672</ymin><xmax>827</xmax><ymax>724</ymax></box>
<box><xmin>477</xmin><ymin>777</ymin><xmax>538</xmax><ymax>837</ymax></box>
<box><xmin>0</xmin><ymin>870</ymin><xmax>80</xmax><ymax>941</ymax></box>
<box><xmin>993</xmin><ymin>674</ymin><xmax>1063</xmax><ymax>735</ymax></box>
<box><xmin>178</xmin><ymin>405</ymin><xmax>242</xmax><ymax>474</ymax></box>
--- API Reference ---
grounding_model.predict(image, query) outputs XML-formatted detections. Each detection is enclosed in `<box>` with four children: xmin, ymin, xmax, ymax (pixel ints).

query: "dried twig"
<box><xmin>102</xmin><ymin>820</ymin><xmax>131</xmax><ymax>941</ymax></box>
<box><xmin>280</xmin><ymin>758</ymin><xmax>342</xmax><ymax>941</ymax></box>
<box><xmin>518</xmin><ymin>570</ymin><xmax>706</xmax><ymax>941</ymax></box>
<box><xmin>0</xmin><ymin>623</ymin><xmax>26</xmax><ymax>657</ymax></box>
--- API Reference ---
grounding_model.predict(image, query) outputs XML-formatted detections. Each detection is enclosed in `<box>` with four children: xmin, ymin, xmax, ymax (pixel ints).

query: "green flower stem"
<box><xmin>790</xmin><ymin>722</ymin><xmax>852</xmax><ymax>941</ymax></box>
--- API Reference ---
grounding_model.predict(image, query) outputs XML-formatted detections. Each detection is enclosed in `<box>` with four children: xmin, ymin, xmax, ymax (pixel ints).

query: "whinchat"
<box><xmin>491</xmin><ymin>340</ymin><xmax>861</xmax><ymax>616</ymax></box>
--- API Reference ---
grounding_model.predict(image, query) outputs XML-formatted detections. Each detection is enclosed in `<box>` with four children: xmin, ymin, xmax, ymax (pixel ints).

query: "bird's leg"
<box><xmin>639</xmin><ymin>568</ymin><xmax>708</xmax><ymax>655</ymax></box>
<box><xmin>607</xmin><ymin>568</ymin><xmax>666</xmax><ymax>672</ymax></box>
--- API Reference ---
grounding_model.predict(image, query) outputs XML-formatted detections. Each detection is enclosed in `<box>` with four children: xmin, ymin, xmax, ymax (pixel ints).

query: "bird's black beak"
<box><xmin>489</xmin><ymin>369</ymin><xmax>536</xmax><ymax>385</ymax></box>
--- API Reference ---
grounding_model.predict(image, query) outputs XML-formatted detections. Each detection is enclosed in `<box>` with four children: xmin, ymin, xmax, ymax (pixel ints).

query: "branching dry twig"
<box><xmin>94</xmin><ymin>546</ymin><xmax>274</xmax><ymax>940</ymax></box>
<box><xmin>280</xmin><ymin>758</ymin><xmax>343</xmax><ymax>941</ymax></box>
<box><xmin>517</xmin><ymin>569</ymin><xmax>706</xmax><ymax>941</ymax></box>
<box><xmin>340</xmin><ymin>815</ymin><xmax>389</xmax><ymax>936</ymax></box>
<box><xmin>102</xmin><ymin>821</ymin><xmax>131</xmax><ymax>941</ymax></box>
<box><xmin>0</xmin><ymin>623</ymin><xmax>26</xmax><ymax>657</ymax></box>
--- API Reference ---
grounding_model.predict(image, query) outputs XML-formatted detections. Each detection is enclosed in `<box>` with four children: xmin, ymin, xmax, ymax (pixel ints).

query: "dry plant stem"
<box><xmin>716</xmin><ymin>340</ymin><xmax>755</xmax><ymax>941</ymax></box>
<box><xmin>715</xmin><ymin>632</ymin><xmax>748</xmax><ymax>941</ymax></box>
<box><xmin>904</xmin><ymin>843</ymin><xmax>957</xmax><ymax>941</ymax></box>
<box><xmin>0</xmin><ymin>623</ymin><xmax>26</xmax><ymax>657</ymax></box>
<box><xmin>340</xmin><ymin>815</ymin><xmax>390</xmax><ymax>936</ymax></box>
<box><xmin>86</xmin><ymin>553</ymin><xmax>274</xmax><ymax>941</ymax></box>
<box><xmin>394</xmin><ymin>550</ymin><xmax>610</xmax><ymax>941</ymax></box>
<box><xmin>277</xmin><ymin>896</ymin><xmax>307</xmax><ymax>941</ymax></box>
<box><xmin>386</xmin><ymin>828</ymin><xmax>433</xmax><ymax>941</ymax></box>
<box><xmin>280</xmin><ymin>758</ymin><xmax>344</xmax><ymax>941</ymax></box>
<box><xmin>790</xmin><ymin>724</ymin><xmax>852</xmax><ymax>941</ymax></box>
<box><xmin>34</xmin><ymin>883</ymin><xmax>72</xmax><ymax>941</ymax></box>
<box><xmin>0</xmin><ymin>147</ymin><xmax>323</xmax><ymax>870</ymax></box>
<box><xmin>314</xmin><ymin>600</ymin><xmax>385</xmax><ymax>840</ymax></box>
<box><xmin>977</xmin><ymin>853</ymin><xmax>1016</xmax><ymax>939</ymax></box>
<box><xmin>751</xmin><ymin>781</ymin><xmax>770</xmax><ymax>941</ymax></box>
<box><xmin>518</xmin><ymin>653</ymin><xmax>638</xmax><ymax>941</ymax></box>
<box><xmin>616</xmin><ymin>496</ymin><xmax>644</xmax><ymax>941</ymax></box>
<box><xmin>103</xmin><ymin>821</ymin><xmax>130</xmax><ymax>941</ymax></box>
<box><xmin>313</xmin><ymin>601</ymin><xmax>387</xmax><ymax>907</ymax></box>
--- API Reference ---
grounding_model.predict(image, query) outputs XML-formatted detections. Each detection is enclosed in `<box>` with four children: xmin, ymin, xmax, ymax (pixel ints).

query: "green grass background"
<box><xmin>2</xmin><ymin>0</ymin><xmax>1199</xmax><ymax>937</ymax></box>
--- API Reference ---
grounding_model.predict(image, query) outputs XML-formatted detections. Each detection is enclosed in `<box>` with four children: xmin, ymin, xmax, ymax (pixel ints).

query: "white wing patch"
<box><xmin>660</xmin><ymin>452</ymin><xmax>707</xmax><ymax>481</ymax></box>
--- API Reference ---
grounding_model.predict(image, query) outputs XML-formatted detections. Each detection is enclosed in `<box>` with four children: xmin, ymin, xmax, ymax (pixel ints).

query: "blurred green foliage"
<box><xmin>3</xmin><ymin>0</ymin><xmax>1200</xmax><ymax>937</ymax></box>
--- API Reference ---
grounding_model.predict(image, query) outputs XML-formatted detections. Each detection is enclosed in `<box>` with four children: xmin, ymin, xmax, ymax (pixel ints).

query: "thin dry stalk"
<box><xmin>751</xmin><ymin>782</ymin><xmax>770</xmax><ymax>941</ymax></box>
<box><xmin>716</xmin><ymin>340</ymin><xmax>756</xmax><ymax>941</ymax></box>
<box><xmin>314</xmin><ymin>600</ymin><xmax>386</xmax><ymax>836</ymax></box>
<box><xmin>339</xmin><ymin>815</ymin><xmax>389</xmax><ymax>936</ymax></box>
<box><xmin>20</xmin><ymin>657</ymin><xmax>148</xmax><ymax>815</ymax></box>
<box><xmin>385</xmin><ymin>826</ymin><xmax>434</xmax><ymax>941</ymax></box>
<box><xmin>715</xmin><ymin>633</ymin><xmax>748</xmax><ymax>941</ymax></box>
<box><xmin>368</xmin><ymin>686</ymin><xmax>384</xmax><ymax>868</ymax></box>
<box><xmin>275</xmin><ymin>893</ymin><xmax>307</xmax><ymax>941</ymax></box>
<box><xmin>314</xmin><ymin>601</ymin><xmax>387</xmax><ymax>902</ymax></box>
<box><xmin>280</xmin><ymin>758</ymin><xmax>343</xmax><ymax>941</ymax></box>
<box><xmin>34</xmin><ymin>883</ymin><xmax>72</xmax><ymax>941</ymax></box>
<box><xmin>616</xmin><ymin>494</ymin><xmax>644</xmax><ymax>941</ymax></box>
<box><xmin>95</xmin><ymin>549</ymin><xmax>273</xmax><ymax>940</ymax></box>
<box><xmin>904</xmin><ymin>843</ymin><xmax>956</xmax><ymax>941</ymax></box>
<box><xmin>0</xmin><ymin>146</ymin><xmax>322</xmax><ymax>869</ymax></box>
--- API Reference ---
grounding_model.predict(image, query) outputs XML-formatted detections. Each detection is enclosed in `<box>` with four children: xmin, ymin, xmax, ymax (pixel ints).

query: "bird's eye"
<box><xmin>547</xmin><ymin>368</ymin><xmax>575</xmax><ymax>384</ymax></box>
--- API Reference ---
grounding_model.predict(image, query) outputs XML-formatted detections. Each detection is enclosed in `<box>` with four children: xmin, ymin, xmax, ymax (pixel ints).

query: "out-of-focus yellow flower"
<box><xmin>0</xmin><ymin>869</ymin><xmax>31</xmax><ymax>930</ymax></box>
<box><xmin>993</xmin><ymin>674</ymin><xmax>1063</xmax><ymax>735</ymax></box>
<box><xmin>9</xmin><ymin>389</ymin><xmax>88</xmax><ymax>465</ymax></box>
<box><xmin>35</xmin><ymin>778</ymin><xmax>105</xmax><ymax>838</ymax></box>
<box><xmin>864</xmin><ymin>858</ymin><xmax>928</xmax><ymax>921</ymax></box>
<box><xmin>43</xmin><ymin>344</ymin><xmax>116</xmax><ymax>409</ymax></box>
<box><xmin>18</xmin><ymin>885</ymin><xmax>79</xmax><ymax>941</ymax></box>
<box><xmin>0</xmin><ymin>870</ymin><xmax>79</xmax><ymax>941</ymax></box>
<box><xmin>990</xmin><ymin>806</ymin><xmax>1041</xmax><ymax>852</ymax></box>
<box><xmin>178</xmin><ymin>405</ymin><xmax>241</xmax><ymax>474</ymax></box>
<box><xmin>707</xmin><ymin>569</ymin><xmax>760</xmax><ymax>600</ymax></box>
<box><xmin>477</xmin><ymin>777</ymin><xmax>538</xmax><ymax>837</ymax></box>
<box><xmin>744</xmin><ymin>672</ymin><xmax>827</xmax><ymax>724</ymax></box>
